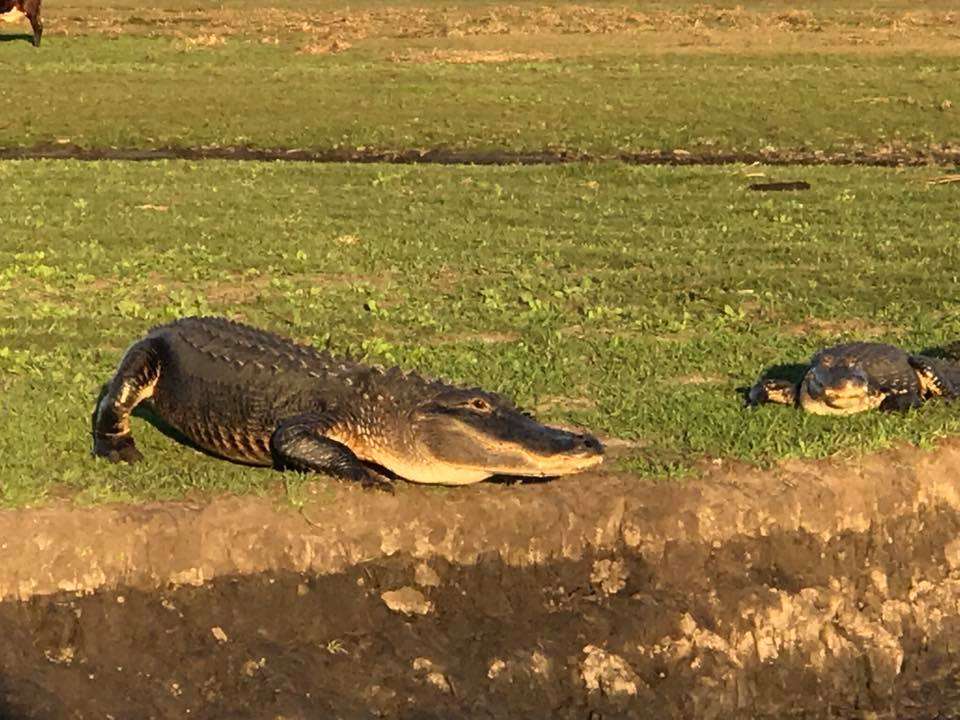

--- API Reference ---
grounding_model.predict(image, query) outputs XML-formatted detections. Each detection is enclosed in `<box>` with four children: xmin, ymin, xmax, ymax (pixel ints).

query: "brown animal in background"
<box><xmin>0</xmin><ymin>0</ymin><xmax>42</xmax><ymax>46</ymax></box>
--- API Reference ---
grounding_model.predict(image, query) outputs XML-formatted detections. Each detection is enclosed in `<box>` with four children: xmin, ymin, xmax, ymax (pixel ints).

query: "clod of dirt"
<box><xmin>43</xmin><ymin>646</ymin><xmax>75</xmax><ymax>666</ymax></box>
<box><xmin>747</xmin><ymin>180</ymin><xmax>812</xmax><ymax>191</ymax></box>
<box><xmin>382</xmin><ymin>586</ymin><xmax>433</xmax><ymax>615</ymax></box>
<box><xmin>412</xmin><ymin>657</ymin><xmax>452</xmax><ymax>692</ymax></box>
<box><xmin>580</xmin><ymin>645</ymin><xmax>642</xmax><ymax>697</ymax></box>
<box><xmin>299</xmin><ymin>39</ymin><xmax>351</xmax><ymax>55</ymax></box>
<box><xmin>241</xmin><ymin>658</ymin><xmax>266</xmax><ymax>677</ymax></box>
<box><xmin>414</xmin><ymin>562</ymin><xmax>441</xmax><ymax>587</ymax></box>
<box><xmin>590</xmin><ymin>558</ymin><xmax>628</xmax><ymax>595</ymax></box>
<box><xmin>487</xmin><ymin>658</ymin><xmax>506</xmax><ymax>679</ymax></box>
<box><xmin>211</xmin><ymin>626</ymin><xmax>228</xmax><ymax>643</ymax></box>
<box><xmin>945</xmin><ymin>539</ymin><xmax>960</xmax><ymax>569</ymax></box>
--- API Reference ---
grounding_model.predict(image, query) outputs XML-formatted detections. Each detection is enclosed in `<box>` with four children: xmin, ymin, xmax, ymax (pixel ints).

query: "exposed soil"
<box><xmin>3</xmin><ymin>441</ymin><xmax>960</xmax><ymax>716</ymax></box>
<box><xmin>3</xmin><ymin>144</ymin><xmax>960</xmax><ymax>167</ymax></box>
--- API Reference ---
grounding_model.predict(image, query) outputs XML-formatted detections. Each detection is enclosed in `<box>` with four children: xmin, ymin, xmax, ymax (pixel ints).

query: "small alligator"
<box><xmin>747</xmin><ymin>341</ymin><xmax>960</xmax><ymax>415</ymax></box>
<box><xmin>91</xmin><ymin>317</ymin><xmax>604</xmax><ymax>490</ymax></box>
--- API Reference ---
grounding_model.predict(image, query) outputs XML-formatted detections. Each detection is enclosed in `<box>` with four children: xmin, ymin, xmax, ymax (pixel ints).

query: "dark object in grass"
<box><xmin>747</xmin><ymin>181</ymin><xmax>811</xmax><ymax>192</ymax></box>
<box><xmin>747</xmin><ymin>342</ymin><xmax>960</xmax><ymax>415</ymax></box>
<box><xmin>0</xmin><ymin>0</ymin><xmax>42</xmax><ymax>46</ymax></box>
<box><xmin>91</xmin><ymin>317</ymin><xmax>603</xmax><ymax>490</ymax></box>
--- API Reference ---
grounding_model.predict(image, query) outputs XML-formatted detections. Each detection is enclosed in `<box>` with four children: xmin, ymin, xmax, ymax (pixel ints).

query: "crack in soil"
<box><xmin>3</xmin><ymin>144</ymin><xmax>960</xmax><ymax>166</ymax></box>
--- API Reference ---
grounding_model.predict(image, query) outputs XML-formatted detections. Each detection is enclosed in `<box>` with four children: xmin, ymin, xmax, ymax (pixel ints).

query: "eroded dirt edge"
<box><xmin>4</xmin><ymin>441</ymin><xmax>960</xmax><ymax>717</ymax></box>
<box><xmin>4</xmin><ymin>438</ymin><xmax>959</xmax><ymax>602</ymax></box>
<box><xmin>3</xmin><ymin>145</ymin><xmax>960</xmax><ymax>166</ymax></box>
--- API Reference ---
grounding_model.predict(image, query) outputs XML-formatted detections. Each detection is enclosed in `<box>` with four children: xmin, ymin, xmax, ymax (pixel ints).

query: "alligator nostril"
<box><xmin>581</xmin><ymin>436</ymin><xmax>601</xmax><ymax>451</ymax></box>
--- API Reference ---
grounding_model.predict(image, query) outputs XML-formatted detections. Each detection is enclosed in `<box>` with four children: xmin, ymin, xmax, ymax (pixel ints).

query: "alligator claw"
<box><xmin>93</xmin><ymin>435</ymin><xmax>144</xmax><ymax>464</ymax></box>
<box><xmin>360</xmin><ymin>472</ymin><xmax>395</xmax><ymax>494</ymax></box>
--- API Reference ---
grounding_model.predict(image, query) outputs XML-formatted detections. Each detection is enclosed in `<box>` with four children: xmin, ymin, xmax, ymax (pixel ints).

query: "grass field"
<box><xmin>2</xmin><ymin>1</ymin><xmax>960</xmax><ymax>506</ymax></box>
<box><xmin>2</xmin><ymin>160</ymin><xmax>960</xmax><ymax>505</ymax></box>
<box><xmin>1</xmin><ymin>2</ymin><xmax>958</xmax><ymax>155</ymax></box>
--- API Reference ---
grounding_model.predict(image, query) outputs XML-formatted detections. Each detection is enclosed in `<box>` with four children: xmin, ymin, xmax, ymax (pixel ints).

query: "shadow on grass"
<box><xmin>0</xmin><ymin>33</ymin><xmax>34</xmax><ymax>44</ymax></box>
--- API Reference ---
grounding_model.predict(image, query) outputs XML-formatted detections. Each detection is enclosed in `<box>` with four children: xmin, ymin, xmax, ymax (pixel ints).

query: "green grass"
<box><xmin>2</xmin><ymin>160</ymin><xmax>960</xmax><ymax>505</ymax></box>
<box><xmin>0</xmin><ymin>32</ymin><xmax>957</xmax><ymax>154</ymax></box>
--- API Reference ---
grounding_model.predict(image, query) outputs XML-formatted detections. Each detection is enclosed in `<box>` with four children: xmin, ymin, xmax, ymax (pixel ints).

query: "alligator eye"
<box><xmin>468</xmin><ymin>398</ymin><xmax>491</xmax><ymax>412</ymax></box>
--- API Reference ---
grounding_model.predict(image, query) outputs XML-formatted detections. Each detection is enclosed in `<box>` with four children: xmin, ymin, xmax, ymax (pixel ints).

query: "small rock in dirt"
<box><xmin>44</xmin><ymin>646</ymin><xmax>75</xmax><ymax>665</ymax></box>
<box><xmin>487</xmin><ymin>659</ymin><xmax>506</xmax><ymax>679</ymax></box>
<box><xmin>581</xmin><ymin>645</ymin><xmax>642</xmax><ymax>697</ymax></box>
<box><xmin>529</xmin><ymin>650</ymin><xmax>551</xmax><ymax>676</ymax></box>
<box><xmin>944</xmin><ymin>538</ymin><xmax>960</xmax><ymax>570</ymax></box>
<box><xmin>412</xmin><ymin>657</ymin><xmax>435</xmax><ymax>672</ymax></box>
<box><xmin>411</xmin><ymin>657</ymin><xmax>452</xmax><ymax>692</ymax></box>
<box><xmin>241</xmin><ymin>658</ymin><xmax>266</xmax><ymax>677</ymax></box>
<box><xmin>414</xmin><ymin>562</ymin><xmax>441</xmax><ymax>587</ymax></box>
<box><xmin>211</xmin><ymin>626</ymin><xmax>229</xmax><ymax>643</ymax></box>
<box><xmin>426</xmin><ymin>671</ymin><xmax>451</xmax><ymax>693</ymax></box>
<box><xmin>382</xmin><ymin>586</ymin><xmax>433</xmax><ymax>615</ymax></box>
<box><xmin>590</xmin><ymin>559</ymin><xmax>628</xmax><ymax>595</ymax></box>
<box><xmin>116</xmin><ymin>595</ymin><xmax>125</xmax><ymax>604</ymax></box>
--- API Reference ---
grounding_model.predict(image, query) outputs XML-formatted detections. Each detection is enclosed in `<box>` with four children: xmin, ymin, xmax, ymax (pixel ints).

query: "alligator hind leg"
<box><xmin>271</xmin><ymin>414</ymin><xmax>394</xmax><ymax>493</ymax></box>
<box><xmin>909</xmin><ymin>356</ymin><xmax>960</xmax><ymax>401</ymax></box>
<box><xmin>91</xmin><ymin>338</ymin><xmax>164</xmax><ymax>463</ymax></box>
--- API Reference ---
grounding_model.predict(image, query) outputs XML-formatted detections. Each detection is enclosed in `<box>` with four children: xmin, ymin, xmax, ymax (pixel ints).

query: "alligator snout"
<box><xmin>575</xmin><ymin>433</ymin><xmax>604</xmax><ymax>454</ymax></box>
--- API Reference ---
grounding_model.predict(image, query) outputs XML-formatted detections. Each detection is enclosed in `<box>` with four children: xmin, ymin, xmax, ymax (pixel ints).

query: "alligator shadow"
<box><xmin>917</xmin><ymin>342</ymin><xmax>960</xmax><ymax>360</ymax></box>
<box><xmin>736</xmin><ymin>362</ymin><xmax>808</xmax><ymax>404</ymax></box>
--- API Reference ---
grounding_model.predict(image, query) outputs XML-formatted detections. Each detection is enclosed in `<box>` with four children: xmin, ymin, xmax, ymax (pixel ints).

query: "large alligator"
<box><xmin>747</xmin><ymin>341</ymin><xmax>960</xmax><ymax>415</ymax></box>
<box><xmin>91</xmin><ymin>317</ymin><xmax>604</xmax><ymax>490</ymax></box>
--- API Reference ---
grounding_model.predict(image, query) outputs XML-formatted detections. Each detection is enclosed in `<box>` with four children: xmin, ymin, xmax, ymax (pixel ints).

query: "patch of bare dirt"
<box><xmin>783</xmin><ymin>317</ymin><xmax>893</xmax><ymax>338</ymax></box>
<box><xmin>3</xmin><ymin>144</ymin><xmax>960</xmax><ymax>167</ymax></box>
<box><xmin>391</xmin><ymin>48</ymin><xmax>554</xmax><ymax>64</ymax></box>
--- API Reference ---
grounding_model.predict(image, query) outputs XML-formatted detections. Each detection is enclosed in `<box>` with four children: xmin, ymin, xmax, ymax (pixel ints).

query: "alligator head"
<box><xmin>340</xmin><ymin>385</ymin><xmax>604</xmax><ymax>486</ymax></box>
<box><xmin>799</xmin><ymin>349</ymin><xmax>883</xmax><ymax>415</ymax></box>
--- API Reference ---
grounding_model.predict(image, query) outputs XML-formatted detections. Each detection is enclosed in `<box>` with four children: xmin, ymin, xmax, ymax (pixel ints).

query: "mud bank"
<box><xmin>2</xmin><ymin>439</ymin><xmax>960</xmax><ymax>603</ymax></box>
<box><xmin>3</xmin><ymin>442</ymin><xmax>960</xmax><ymax>717</ymax></box>
<box><xmin>2</xmin><ymin>144</ymin><xmax>960</xmax><ymax>167</ymax></box>
<box><xmin>4</xmin><ymin>493</ymin><xmax>960</xmax><ymax>717</ymax></box>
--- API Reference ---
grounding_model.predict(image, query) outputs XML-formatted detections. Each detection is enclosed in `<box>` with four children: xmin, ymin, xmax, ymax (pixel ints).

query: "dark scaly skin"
<box><xmin>748</xmin><ymin>341</ymin><xmax>960</xmax><ymax>415</ymax></box>
<box><xmin>92</xmin><ymin>317</ymin><xmax>604</xmax><ymax>489</ymax></box>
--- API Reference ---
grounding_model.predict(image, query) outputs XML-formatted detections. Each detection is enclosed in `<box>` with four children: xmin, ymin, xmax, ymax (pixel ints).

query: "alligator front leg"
<box><xmin>878</xmin><ymin>391</ymin><xmax>924</xmax><ymax>413</ymax></box>
<box><xmin>270</xmin><ymin>415</ymin><xmax>394</xmax><ymax>492</ymax></box>
<box><xmin>92</xmin><ymin>338</ymin><xmax>164</xmax><ymax>463</ymax></box>
<box><xmin>747</xmin><ymin>379</ymin><xmax>799</xmax><ymax>407</ymax></box>
<box><xmin>909</xmin><ymin>356</ymin><xmax>960</xmax><ymax>401</ymax></box>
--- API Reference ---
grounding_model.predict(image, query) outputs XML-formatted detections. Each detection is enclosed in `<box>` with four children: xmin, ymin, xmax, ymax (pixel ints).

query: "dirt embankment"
<box><xmin>2</xmin><ymin>441</ymin><xmax>960</xmax><ymax>717</ymax></box>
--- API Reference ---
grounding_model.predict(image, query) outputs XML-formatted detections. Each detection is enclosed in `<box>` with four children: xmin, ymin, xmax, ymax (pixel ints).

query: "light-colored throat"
<box><xmin>799</xmin><ymin>383</ymin><xmax>883</xmax><ymax>416</ymax></box>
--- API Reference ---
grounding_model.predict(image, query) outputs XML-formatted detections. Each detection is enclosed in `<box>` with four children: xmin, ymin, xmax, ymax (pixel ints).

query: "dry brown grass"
<box><xmin>46</xmin><ymin>5</ymin><xmax>960</xmax><ymax>57</ymax></box>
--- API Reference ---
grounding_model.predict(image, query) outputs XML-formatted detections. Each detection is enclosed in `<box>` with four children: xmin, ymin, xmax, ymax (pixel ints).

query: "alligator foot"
<box><xmin>356</xmin><ymin>468</ymin><xmax>395</xmax><ymax>494</ymax></box>
<box><xmin>747</xmin><ymin>379</ymin><xmax>798</xmax><ymax>407</ymax></box>
<box><xmin>93</xmin><ymin>434</ymin><xmax>144</xmax><ymax>464</ymax></box>
<box><xmin>878</xmin><ymin>391</ymin><xmax>923</xmax><ymax>413</ymax></box>
<box><xmin>271</xmin><ymin>414</ymin><xmax>394</xmax><ymax>492</ymax></box>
